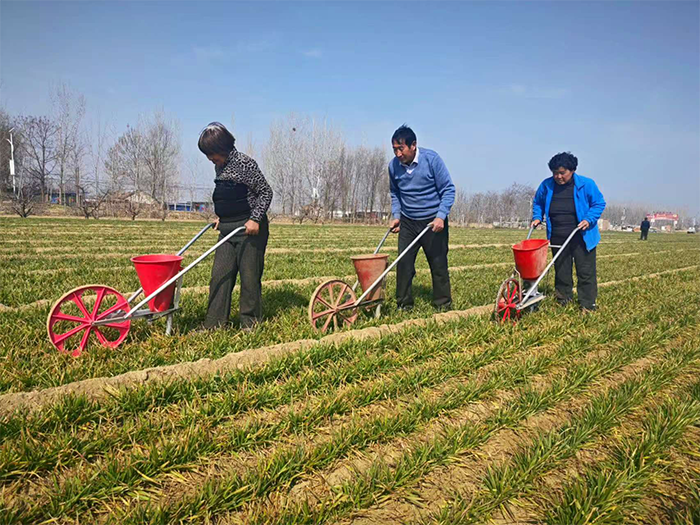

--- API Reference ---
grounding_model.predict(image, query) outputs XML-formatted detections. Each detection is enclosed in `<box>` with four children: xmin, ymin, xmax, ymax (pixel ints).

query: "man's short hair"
<box><xmin>198</xmin><ymin>122</ymin><xmax>236</xmax><ymax>157</ymax></box>
<box><xmin>548</xmin><ymin>152</ymin><xmax>578</xmax><ymax>172</ymax></box>
<box><xmin>392</xmin><ymin>125</ymin><xmax>417</xmax><ymax>146</ymax></box>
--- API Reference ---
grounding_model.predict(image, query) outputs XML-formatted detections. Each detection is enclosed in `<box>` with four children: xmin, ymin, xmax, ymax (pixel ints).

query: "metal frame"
<box><xmin>95</xmin><ymin>223</ymin><xmax>246</xmax><ymax>332</ymax></box>
<box><xmin>354</xmin><ymin>225</ymin><xmax>432</xmax><ymax>306</ymax></box>
<box><xmin>500</xmin><ymin>224</ymin><xmax>583</xmax><ymax>313</ymax></box>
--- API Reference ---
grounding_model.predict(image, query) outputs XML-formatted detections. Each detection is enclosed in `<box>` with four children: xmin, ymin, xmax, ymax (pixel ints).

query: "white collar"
<box><xmin>401</xmin><ymin>147</ymin><xmax>419</xmax><ymax>168</ymax></box>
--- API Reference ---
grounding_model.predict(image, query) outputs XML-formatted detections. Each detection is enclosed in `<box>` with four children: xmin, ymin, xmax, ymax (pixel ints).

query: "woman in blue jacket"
<box><xmin>531</xmin><ymin>152</ymin><xmax>606</xmax><ymax>312</ymax></box>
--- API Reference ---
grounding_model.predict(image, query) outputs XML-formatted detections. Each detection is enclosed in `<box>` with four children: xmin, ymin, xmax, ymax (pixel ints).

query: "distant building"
<box><xmin>648</xmin><ymin>212</ymin><xmax>679</xmax><ymax>232</ymax></box>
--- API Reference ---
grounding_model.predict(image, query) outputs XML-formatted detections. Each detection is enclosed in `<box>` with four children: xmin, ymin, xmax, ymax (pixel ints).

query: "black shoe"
<box><xmin>397</xmin><ymin>305</ymin><xmax>414</xmax><ymax>312</ymax></box>
<box><xmin>556</xmin><ymin>298</ymin><xmax>573</xmax><ymax>307</ymax></box>
<box><xmin>240</xmin><ymin>320</ymin><xmax>260</xmax><ymax>332</ymax></box>
<box><xmin>434</xmin><ymin>303</ymin><xmax>452</xmax><ymax>313</ymax></box>
<box><xmin>580</xmin><ymin>304</ymin><xmax>597</xmax><ymax>314</ymax></box>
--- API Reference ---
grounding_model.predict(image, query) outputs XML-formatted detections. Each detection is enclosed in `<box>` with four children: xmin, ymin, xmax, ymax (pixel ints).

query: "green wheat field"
<box><xmin>1</xmin><ymin>217</ymin><xmax>699</xmax><ymax>524</ymax></box>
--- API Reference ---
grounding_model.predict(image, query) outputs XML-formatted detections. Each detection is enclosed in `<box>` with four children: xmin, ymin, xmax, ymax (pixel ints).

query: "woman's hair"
<box><xmin>548</xmin><ymin>152</ymin><xmax>578</xmax><ymax>172</ymax></box>
<box><xmin>198</xmin><ymin>122</ymin><xmax>236</xmax><ymax>156</ymax></box>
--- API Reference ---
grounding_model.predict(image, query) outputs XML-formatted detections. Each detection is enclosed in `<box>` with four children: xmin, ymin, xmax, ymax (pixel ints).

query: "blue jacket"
<box><xmin>532</xmin><ymin>173</ymin><xmax>606</xmax><ymax>251</ymax></box>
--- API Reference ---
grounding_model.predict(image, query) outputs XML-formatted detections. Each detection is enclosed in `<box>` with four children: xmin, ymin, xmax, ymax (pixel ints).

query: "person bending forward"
<box><xmin>198</xmin><ymin>122</ymin><xmax>273</xmax><ymax>330</ymax></box>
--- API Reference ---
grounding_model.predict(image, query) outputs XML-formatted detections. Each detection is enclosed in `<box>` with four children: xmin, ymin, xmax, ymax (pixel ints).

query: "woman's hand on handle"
<box><xmin>578</xmin><ymin>220</ymin><xmax>590</xmax><ymax>231</ymax></box>
<box><xmin>245</xmin><ymin>219</ymin><xmax>260</xmax><ymax>235</ymax></box>
<box><xmin>390</xmin><ymin>218</ymin><xmax>400</xmax><ymax>233</ymax></box>
<box><xmin>531</xmin><ymin>219</ymin><xmax>541</xmax><ymax>229</ymax></box>
<box><xmin>212</xmin><ymin>218</ymin><xmax>220</xmax><ymax>231</ymax></box>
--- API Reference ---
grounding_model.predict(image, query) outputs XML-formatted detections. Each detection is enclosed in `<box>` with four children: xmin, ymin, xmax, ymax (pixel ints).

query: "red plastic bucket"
<box><xmin>512</xmin><ymin>239</ymin><xmax>550</xmax><ymax>280</ymax></box>
<box><xmin>131</xmin><ymin>254</ymin><xmax>183</xmax><ymax>312</ymax></box>
<box><xmin>350</xmin><ymin>254</ymin><xmax>389</xmax><ymax>302</ymax></box>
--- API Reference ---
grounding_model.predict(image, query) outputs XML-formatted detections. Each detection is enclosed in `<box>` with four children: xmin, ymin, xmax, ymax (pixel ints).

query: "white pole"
<box><xmin>6</xmin><ymin>128</ymin><xmax>15</xmax><ymax>196</ymax></box>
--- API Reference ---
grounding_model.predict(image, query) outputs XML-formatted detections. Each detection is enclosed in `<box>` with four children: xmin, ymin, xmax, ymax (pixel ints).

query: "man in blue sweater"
<box><xmin>388</xmin><ymin>125</ymin><xmax>456</xmax><ymax>311</ymax></box>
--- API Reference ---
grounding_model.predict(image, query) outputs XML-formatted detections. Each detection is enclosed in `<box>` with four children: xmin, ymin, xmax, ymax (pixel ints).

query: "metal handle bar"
<box><xmin>520</xmin><ymin>226</ymin><xmax>581</xmax><ymax>304</ymax></box>
<box><xmin>125</xmin><ymin>225</ymin><xmax>246</xmax><ymax>318</ymax></box>
<box><xmin>127</xmin><ymin>222</ymin><xmax>215</xmax><ymax>304</ymax></box>
<box><xmin>374</xmin><ymin>227</ymin><xmax>392</xmax><ymax>254</ymax></box>
<box><xmin>354</xmin><ymin>224</ymin><xmax>432</xmax><ymax>306</ymax></box>
<box><xmin>526</xmin><ymin>223</ymin><xmax>538</xmax><ymax>240</ymax></box>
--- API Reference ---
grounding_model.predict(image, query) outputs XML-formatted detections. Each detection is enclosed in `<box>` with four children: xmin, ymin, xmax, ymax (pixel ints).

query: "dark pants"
<box><xmin>396</xmin><ymin>215</ymin><xmax>451</xmax><ymax>309</ymax></box>
<box><xmin>551</xmin><ymin>232</ymin><xmax>597</xmax><ymax>309</ymax></box>
<box><xmin>205</xmin><ymin>216</ymin><xmax>269</xmax><ymax>329</ymax></box>
<box><xmin>640</xmin><ymin>229</ymin><xmax>649</xmax><ymax>240</ymax></box>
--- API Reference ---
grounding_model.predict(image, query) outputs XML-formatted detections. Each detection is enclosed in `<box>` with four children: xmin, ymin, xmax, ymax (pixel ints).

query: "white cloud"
<box><xmin>505</xmin><ymin>84</ymin><xmax>570</xmax><ymax>100</ymax></box>
<box><xmin>171</xmin><ymin>39</ymin><xmax>274</xmax><ymax>67</ymax></box>
<box><xmin>302</xmin><ymin>48</ymin><xmax>323</xmax><ymax>58</ymax></box>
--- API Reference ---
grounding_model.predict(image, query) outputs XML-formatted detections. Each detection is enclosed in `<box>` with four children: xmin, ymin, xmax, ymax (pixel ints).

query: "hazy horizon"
<box><xmin>1</xmin><ymin>1</ymin><xmax>698</xmax><ymax>214</ymax></box>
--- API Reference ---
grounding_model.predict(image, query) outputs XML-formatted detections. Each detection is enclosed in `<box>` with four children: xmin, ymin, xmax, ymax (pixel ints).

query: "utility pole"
<box><xmin>6</xmin><ymin>127</ymin><xmax>16</xmax><ymax>196</ymax></box>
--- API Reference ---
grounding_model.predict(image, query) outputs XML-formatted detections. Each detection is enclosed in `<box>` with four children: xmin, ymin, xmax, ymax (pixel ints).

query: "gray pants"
<box><xmin>205</xmin><ymin>217</ymin><xmax>269</xmax><ymax>329</ymax></box>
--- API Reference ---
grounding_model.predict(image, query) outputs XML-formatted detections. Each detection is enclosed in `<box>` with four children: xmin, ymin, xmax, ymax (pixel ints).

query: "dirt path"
<box><xmin>0</xmin><ymin>305</ymin><xmax>491</xmax><ymax>416</ymax></box>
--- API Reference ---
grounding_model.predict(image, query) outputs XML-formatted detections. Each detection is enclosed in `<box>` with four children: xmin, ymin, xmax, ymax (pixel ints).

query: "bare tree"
<box><xmin>11</xmin><ymin>181</ymin><xmax>39</xmax><ymax>218</ymax></box>
<box><xmin>52</xmin><ymin>83</ymin><xmax>86</xmax><ymax>205</ymax></box>
<box><xmin>123</xmin><ymin>193</ymin><xmax>143</xmax><ymax>220</ymax></box>
<box><xmin>18</xmin><ymin>115</ymin><xmax>59</xmax><ymax>202</ymax></box>
<box><xmin>89</xmin><ymin>114</ymin><xmax>113</xmax><ymax>196</ymax></box>
<box><xmin>75</xmin><ymin>188</ymin><xmax>110</xmax><ymax>219</ymax></box>
<box><xmin>263</xmin><ymin>114</ymin><xmax>308</xmax><ymax>216</ymax></box>
<box><xmin>141</xmin><ymin>111</ymin><xmax>181</xmax><ymax>220</ymax></box>
<box><xmin>105</xmin><ymin>123</ymin><xmax>145</xmax><ymax>194</ymax></box>
<box><xmin>451</xmin><ymin>188</ymin><xmax>470</xmax><ymax>225</ymax></box>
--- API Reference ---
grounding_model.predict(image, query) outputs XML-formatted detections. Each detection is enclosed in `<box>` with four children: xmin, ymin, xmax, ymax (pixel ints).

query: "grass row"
<box><xmin>422</xmin><ymin>335</ymin><xmax>700</xmax><ymax>524</ymax></box>
<box><xmin>3</xmin><ymin>270</ymin><xmax>695</xmax><ymax>523</ymax></box>
<box><xmin>0</xmin><ymin>249</ymin><xmax>697</xmax><ymax>394</ymax></box>
<box><xmin>542</xmin><ymin>381</ymin><xmax>700</xmax><ymax>524</ymax></box>
<box><xmin>241</xmin><ymin>315</ymin><xmax>700</xmax><ymax>525</ymax></box>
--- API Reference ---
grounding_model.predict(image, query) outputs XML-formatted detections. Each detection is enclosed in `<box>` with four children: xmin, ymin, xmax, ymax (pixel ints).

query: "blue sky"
<box><xmin>1</xmin><ymin>1</ymin><xmax>698</xmax><ymax>213</ymax></box>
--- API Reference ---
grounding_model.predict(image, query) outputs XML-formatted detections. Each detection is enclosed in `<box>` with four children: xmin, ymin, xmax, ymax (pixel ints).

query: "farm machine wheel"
<box><xmin>494</xmin><ymin>278</ymin><xmax>521</xmax><ymax>324</ymax></box>
<box><xmin>308</xmin><ymin>279</ymin><xmax>359</xmax><ymax>333</ymax></box>
<box><xmin>47</xmin><ymin>285</ymin><xmax>131</xmax><ymax>357</ymax></box>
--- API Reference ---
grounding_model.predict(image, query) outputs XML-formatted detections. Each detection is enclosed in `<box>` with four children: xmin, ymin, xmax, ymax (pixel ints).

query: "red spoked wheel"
<box><xmin>494</xmin><ymin>278</ymin><xmax>522</xmax><ymax>324</ymax></box>
<box><xmin>47</xmin><ymin>285</ymin><xmax>131</xmax><ymax>357</ymax></box>
<box><xmin>308</xmin><ymin>279</ymin><xmax>359</xmax><ymax>333</ymax></box>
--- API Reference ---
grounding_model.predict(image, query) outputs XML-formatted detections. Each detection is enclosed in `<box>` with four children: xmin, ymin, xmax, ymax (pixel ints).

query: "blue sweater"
<box><xmin>532</xmin><ymin>173</ymin><xmax>606</xmax><ymax>251</ymax></box>
<box><xmin>388</xmin><ymin>148</ymin><xmax>456</xmax><ymax>221</ymax></box>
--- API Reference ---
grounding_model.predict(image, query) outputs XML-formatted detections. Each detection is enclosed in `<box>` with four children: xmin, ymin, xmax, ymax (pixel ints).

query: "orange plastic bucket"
<box><xmin>351</xmin><ymin>254</ymin><xmax>389</xmax><ymax>302</ymax></box>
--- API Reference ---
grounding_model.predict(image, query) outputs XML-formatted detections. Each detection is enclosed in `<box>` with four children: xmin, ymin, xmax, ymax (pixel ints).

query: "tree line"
<box><xmin>1</xmin><ymin>86</ymin><xmax>695</xmax><ymax>227</ymax></box>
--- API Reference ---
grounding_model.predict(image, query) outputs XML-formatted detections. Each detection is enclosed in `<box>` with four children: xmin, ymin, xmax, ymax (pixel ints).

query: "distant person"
<box><xmin>198</xmin><ymin>122</ymin><xmax>273</xmax><ymax>330</ymax></box>
<box><xmin>640</xmin><ymin>217</ymin><xmax>651</xmax><ymax>240</ymax></box>
<box><xmin>531</xmin><ymin>152</ymin><xmax>606</xmax><ymax>313</ymax></box>
<box><xmin>388</xmin><ymin>125</ymin><xmax>456</xmax><ymax>311</ymax></box>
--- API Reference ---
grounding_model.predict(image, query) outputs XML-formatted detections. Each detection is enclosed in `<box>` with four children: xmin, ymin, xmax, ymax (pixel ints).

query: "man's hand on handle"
<box><xmin>530</xmin><ymin>219</ymin><xmax>541</xmax><ymax>229</ymax></box>
<box><xmin>578</xmin><ymin>220</ymin><xmax>590</xmax><ymax>231</ymax></box>
<box><xmin>391</xmin><ymin>217</ymin><xmax>444</xmax><ymax>233</ymax></box>
<box><xmin>430</xmin><ymin>217</ymin><xmax>445</xmax><ymax>233</ymax></box>
<box><xmin>212</xmin><ymin>218</ymin><xmax>220</xmax><ymax>230</ymax></box>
